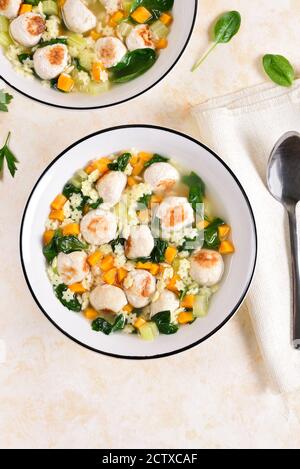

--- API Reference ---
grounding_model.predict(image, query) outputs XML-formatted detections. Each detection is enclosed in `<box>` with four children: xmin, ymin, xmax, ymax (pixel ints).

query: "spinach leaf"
<box><xmin>189</xmin><ymin>185</ymin><xmax>204</xmax><ymax>211</ymax></box>
<box><xmin>110</xmin><ymin>237</ymin><xmax>126</xmax><ymax>251</ymax></box>
<box><xmin>108</xmin><ymin>152</ymin><xmax>131</xmax><ymax>171</ymax></box>
<box><xmin>79</xmin><ymin>196</ymin><xmax>90</xmax><ymax>212</ymax></box>
<box><xmin>111</xmin><ymin>314</ymin><xmax>126</xmax><ymax>332</ymax></box>
<box><xmin>131</xmin><ymin>0</ymin><xmax>174</xmax><ymax>21</ymax></box>
<box><xmin>138</xmin><ymin>193</ymin><xmax>152</xmax><ymax>208</ymax></box>
<box><xmin>144</xmin><ymin>154</ymin><xmax>169</xmax><ymax>168</ymax></box>
<box><xmin>135</xmin><ymin>238</ymin><xmax>167</xmax><ymax>263</ymax></box>
<box><xmin>55</xmin><ymin>284</ymin><xmax>81</xmax><ymax>312</ymax></box>
<box><xmin>179</xmin><ymin>232</ymin><xmax>202</xmax><ymax>253</ymax></box>
<box><xmin>43</xmin><ymin>231</ymin><xmax>87</xmax><ymax>262</ymax></box>
<box><xmin>203</xmin><ymin>218</ymin><xmax>225</xmax><ymax>250</ymax></box>
<box><xmin>62</xmin><ymin>181</ymin><xmax>82</xmax><ymax>198</ymax></box>
<box><xmin>92</xmin><ymin>314</ymin><xmax>126</xmax><ymax>335</ymax></box>
<box><xmin>38</xmin><ymin>38</ymin><xmax>68</xmax><ymax>48</ymax></box>
<box><xmin>151</xmin><ymin>238</ymin><xmax>168</xmax><ymax>263</ymax></box>
<box><xmin>18</xmin><ymin>53</ymin><xmax>32</xmax><ymax>64</ymax></box>
<box><xmin>183</xmin><ymin>172</ymin><xmax>205</xmax><ymax>212</ymax></box>
<box><xmin>182</xmin><ymin>172</ymin><xmax>205</xmax><ymax>193</ymax></box>
<box><xmin>23</xmin><ymin>0</ymin><xmax>40</xmax><ymax>4</ymax></box>
<box><xmin>88</xmin><ymin>198</ymin><xmax>103</xmax><ymax>210</ymax></box>
<box><xmin>50</xmin><ymin>78</ymin><xmax>59</xmax><ymax>90</ymax></box>
<box><xmin>263</xmin><ymin>54</ymin><xmax>295</xmax><ymax>87</ymax></box>
<box><xmin>92</xmin><ymin>317</ymin><xmax>113</xmax><ymax>335</ymax></box>
<box><xmin>73</xmin><ymin>57</ymin><xmax>88</xmax><ymax>72</ymax></box>
<box><xmin>55</xmin><ymin>236</ymin><xmax>87</xmax><ymax>254</ymax></box>
<box><xmin>109</xmin><ymin>49</ymin><xmax>157</xmax><ymax>83</ymax></box>
<box><xmin>214</xmin><ymin>10</ymin><xmax>242</xmax><ymax>44</ymax></box>
<box><xmin>192</xmin><ymin>11</ymin><xmax>241</xmax><ymax>71</ymax></box>
<box><xmin>152</xmin><ymin>310</ymin><xmax>179</xmax><ymax>335</ymax></box>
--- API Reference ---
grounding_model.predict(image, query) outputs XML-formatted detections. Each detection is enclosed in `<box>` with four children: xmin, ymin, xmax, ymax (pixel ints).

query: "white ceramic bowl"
<box><xmin>20</xmin><ymin>125</ymin><xmax>257</xmax><ymax>359</ymax></box>
<box><xmin>0</xmin><ymin>1</ymin><xmax>197</xmax><ymax>110</ymax></box>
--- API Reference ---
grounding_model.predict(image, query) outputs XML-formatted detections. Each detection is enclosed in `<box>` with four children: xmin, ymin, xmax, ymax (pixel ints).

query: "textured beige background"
<box><xmin>1</xmin><ymin>0</ymin><xmax>300</xmax><ymax>449</ymax></box>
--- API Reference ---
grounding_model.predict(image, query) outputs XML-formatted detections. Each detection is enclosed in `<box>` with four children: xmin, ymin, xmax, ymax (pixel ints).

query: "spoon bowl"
<box><xmin>267</xmin><ymin>131</ymin><xmax>300</xmax><ymax>349</ymax></box>
<box><xmin>268</xmin><ymin>131</ymin><xmax>300</xmax><ymax>207</ymax></box>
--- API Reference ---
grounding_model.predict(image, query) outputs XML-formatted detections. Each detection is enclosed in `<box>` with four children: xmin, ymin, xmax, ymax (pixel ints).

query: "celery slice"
<box><xmin>123</xmin><ymin>0</ymin><xmax>133</xmax><ymax>16</ymax></box>
<box><xmin>0</xmin><ymin>15</ymin><xmax>9</xmax><ymax>33</ymax></box>
<box><xmin>117</xmin><ymin>22</ymin><xmax>133</xmax><ymax>38</ymax></box>
<box><xmin>78</xmin><ymin>50</ymin><xmax>96</xmax><ymax>71</ymax></box>
<box><xmin>87</xmin><ymin>80</ymin><xmax>110</xmax><ymax>95</ymax></box>
<box><xmin>193</xmin><ymin>288</ymin><xmax>213</xmax><ymax>318</ymax></box>
<box><xmin>0</xmin><ymin>32</ymin><xmax>13</xmax><ymax>49</ymax></box>
<box><xmin>150</xmin><ymin>20</ymin><xmax>169</xmax><ymax>39</ymax></box>
<box><xmin>139</xmin><ymin>322</ymin><xmax>159</xmax><ymax>341</ymax></box>
<box><xmin>67</xmin><ymin>34</ymin><xmax>87</xmax><ymax>50</ymax></box>
<box><xmin>42</xmin><ymin>0</ymin><xmax>58</xmax><ymax>16</ymax></box>
<box><xmin>75</xmin><ymin>169</ymin><xmax>88</xmax><ymax>181</ymax></box>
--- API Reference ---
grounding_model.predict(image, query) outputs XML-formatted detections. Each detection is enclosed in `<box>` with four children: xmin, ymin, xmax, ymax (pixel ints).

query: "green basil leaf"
<box><xmin>109</xmin><ymin>49</ymin><xmax>157</xmax><ymax>83</ymax></box>
<box><xmin>263</xmin><ymin>54</ymin><xmax>295</xmax><ymax>87</ymax></box>
<box><xmin>55</xmin><ymin>284</ymin><xmax>81</xmax><ymax>312</ymax></box>
<box><xmin>214</xmin><ymin>11</ymin><xmax>241</xmax><ymax>44</ymax></box>
<box><xmin>108</xmin><ymin>152</ymin><xmax>131</xmax><ymax>171</ymax></box>
<box><xmin>144</xmin><ymin>154</ymin><xmax>169</xmax><ymax>168</ymax></box>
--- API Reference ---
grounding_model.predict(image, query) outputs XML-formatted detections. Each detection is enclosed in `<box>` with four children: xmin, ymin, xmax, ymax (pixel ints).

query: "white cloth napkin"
<box><xmin>192</xmin><ymin>81</ymin><xmax>300</xmax><ymax>394</ymax></box>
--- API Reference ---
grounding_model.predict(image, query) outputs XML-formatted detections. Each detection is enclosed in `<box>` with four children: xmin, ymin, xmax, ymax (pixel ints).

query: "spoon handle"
<box><xmin>288</xmin><ymin>208</ymin><xmax>300</xmax><ymax>349</ymax></box>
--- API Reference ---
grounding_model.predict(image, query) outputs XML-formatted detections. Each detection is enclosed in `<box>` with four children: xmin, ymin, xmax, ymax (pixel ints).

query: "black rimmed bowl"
<box><xmin>20</xmin><ymin>125</ymin><xmax>257</xmax><ymax>359</ymax></box>
<box><xmin>0</xmin><ymin>1</ymin><xmax>197</xmax><ymax>110</ymax></box>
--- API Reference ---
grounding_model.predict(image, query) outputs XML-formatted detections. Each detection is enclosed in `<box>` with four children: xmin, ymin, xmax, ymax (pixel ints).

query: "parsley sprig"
<box><xmin>0</xmin><ymin>133</ymin><xmax>19</xmax><ymax>177</ymax></box>
<box><xmin>0</xmin><ymin>90</ymin><xmax>13</xmax><ymax>112</ymax></box>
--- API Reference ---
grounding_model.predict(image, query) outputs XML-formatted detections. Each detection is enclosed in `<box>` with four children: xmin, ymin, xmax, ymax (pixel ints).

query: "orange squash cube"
<box><xmin>178</xmin><ymin>312</ymin><xmax>194</xmax><ymax>324</ymax></box>
<box><xmin>62</xmin><ymin>223</ymin><xmax>80</xmax><ymax>236</ymax></box>
<box><xmin>43</xmin><ymin>230</ymin><xmax>55</xmax><ymax>245</ymax></box>
<box><xmin>87</xmin><ymin>251</ymin><xmax>103</xmax><ymax>266</ymax></box>
<box><xmin>51</xmin><ymin>194</ymin><xmax>67</xmax><ymax>210</ymax></box>
<box><xmin>131</xmin><ymin>6</ymin><xmax>152</xmax><ymax>23</ymax></box>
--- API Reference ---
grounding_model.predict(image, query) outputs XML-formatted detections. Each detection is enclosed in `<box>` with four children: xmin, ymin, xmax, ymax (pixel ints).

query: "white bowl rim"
<box><xmin>19</xmin><ymin>124</ymin><xmax>258</xmax><ymax>360</ymax></box>
<box><xmin>0</xmin><ymin>1</ymin><xmax>198</xmax><ymax>110</ymax></box>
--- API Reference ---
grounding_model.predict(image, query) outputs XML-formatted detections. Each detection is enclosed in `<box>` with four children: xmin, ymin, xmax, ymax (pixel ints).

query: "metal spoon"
<box><xmin>267</xmin><ymin>131</ymin><xmax>300</xmax><ymax>349</ymax></box>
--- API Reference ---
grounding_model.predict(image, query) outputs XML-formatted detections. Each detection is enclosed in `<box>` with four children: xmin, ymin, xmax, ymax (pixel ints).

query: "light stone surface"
<box><xmin>1</xmin><ymin>0</ymin><xmax>300</xmax><ymax>449</ymax></box>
